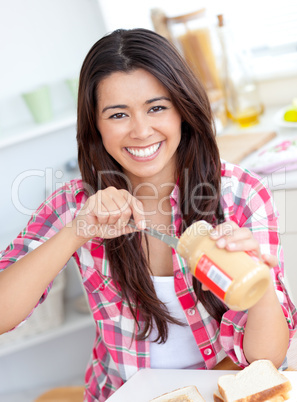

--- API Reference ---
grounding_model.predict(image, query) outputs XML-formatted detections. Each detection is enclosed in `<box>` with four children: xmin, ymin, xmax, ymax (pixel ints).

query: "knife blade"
<box><xmin>127</xmin><ymin>220</ymin><xmax>179</xmax><ymax>250</ymax></box>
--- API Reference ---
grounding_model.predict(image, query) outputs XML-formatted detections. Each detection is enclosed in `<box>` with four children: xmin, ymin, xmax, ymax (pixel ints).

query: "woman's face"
<box><xmin>96</xmin><ymin>68</ymin><xmax>182</xmax><ymax>184</ymax></box>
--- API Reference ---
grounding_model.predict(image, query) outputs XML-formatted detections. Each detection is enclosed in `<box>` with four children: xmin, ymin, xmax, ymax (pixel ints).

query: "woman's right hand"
<box><xmin>71</xmin><ymin>187</ymin><xmax>146</xmax><ymax>241</ymax></box>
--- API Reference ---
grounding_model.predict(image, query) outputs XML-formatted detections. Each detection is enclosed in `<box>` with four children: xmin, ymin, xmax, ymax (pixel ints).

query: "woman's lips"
<box><xmin>125</xmin><ymin>141</ymin><xmax>162</xmax><ymax>161</ymax></box>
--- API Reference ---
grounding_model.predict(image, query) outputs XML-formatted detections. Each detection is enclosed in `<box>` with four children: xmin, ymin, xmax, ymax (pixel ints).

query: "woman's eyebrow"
<box><xmin>145</xmin><ymin>96</ymin><xmax>171</xmax><ymax>104</ymax></box>
<box><xmin>102</xmin><ymin>104</ymin><xmax>127</xmax><ymax>113</ymax></box>
<box><xmin>101</xmin><ymin>96</ymin><xmax>171</xmax><ymax>113</ymax></box>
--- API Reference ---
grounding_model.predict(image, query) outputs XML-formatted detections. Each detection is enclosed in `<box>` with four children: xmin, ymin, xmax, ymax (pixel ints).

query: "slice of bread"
<box><xmin>150</xmin><ymin>385</ymin><xmax>205</xmax><ymax>401</ymax></box>
<box><xmin>217</xmin><ymin>360</ymin><xmax>292</xmax><ymax>402</ymax></box>
<box><xmin>213</xmin><ymin>388</ymin><xmax>224</xmax><ymax>402</ymax></box>
<box><xmin>213</xmin><ymin>388</ymin><xmax>290</xmax><ymax>402</ymax></box>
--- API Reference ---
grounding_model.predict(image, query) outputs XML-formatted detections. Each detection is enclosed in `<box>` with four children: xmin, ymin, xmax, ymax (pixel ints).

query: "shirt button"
<box><xmin>187</xmin><ymin>308</ymin><xmax>196</xmax><ymax>316</ymax></box>
<box><xmin>175</xmin><ymin>271</ymin><xmax>183</xmax><ymax>279</ymax></box>
<box><xmin>204</xmin><ymin>348</ymin><xmax>212</xmax><ymax>356</ymax></box>
<box><xmin>99</xmin><ymin>283</ymin><xmax>105</xmax><ymax>291</ymax></box>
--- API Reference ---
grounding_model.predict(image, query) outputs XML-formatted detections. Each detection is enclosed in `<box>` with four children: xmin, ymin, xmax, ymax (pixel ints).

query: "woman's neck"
<box><xmin>124</xmin><ymin>169</ymin><xmax>176</xmax><ymax>217</ymax></box>
<box><xmin>127</xmin><ymin>172</ymin><xmax>176</xmax><ymax>200</ymax></box>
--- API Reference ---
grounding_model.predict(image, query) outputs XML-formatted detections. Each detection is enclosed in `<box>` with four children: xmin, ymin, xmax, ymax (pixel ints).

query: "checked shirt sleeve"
<box><xmin>219</xmin><ymin>164</ymin><xmax>297</xmax><ymax>368</ymax></box>
<box><xmin>0</xmin><ymin>181</ymin><xmax>80</xmax><ymax>321</ymax></box>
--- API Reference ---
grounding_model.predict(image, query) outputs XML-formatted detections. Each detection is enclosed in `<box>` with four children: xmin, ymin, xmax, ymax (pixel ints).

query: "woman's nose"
<box><xmin>129</xmin><ymin>115</ymin><xmax>154</xmax><ymax>139</ymax></box>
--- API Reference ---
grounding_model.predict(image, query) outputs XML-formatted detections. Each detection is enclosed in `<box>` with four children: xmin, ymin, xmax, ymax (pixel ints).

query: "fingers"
<box><xmin>262</xmin><ymin>254</ymin><xmax>278</xmax><ymax>269</ymax></box>
<box><xmin>209</xmin><ymin>221</ymin><xmax>261</xmax><ymax>258</ymax></box>
<box><xmin>200</xmin><ymin>222</ymin><xmax>278</xmax><ymax>292</ymax></box>
<box><xmin>110</xmin><ymin>188</ymin><xmax>146</xmax><ymax>230</ymax></box>
<box><xmin>80</xmin><ymin>187</ymin><xmax>146</xmax><ymax>236</ymax></box>
<box><xmin>101</xmin><ymin>189</ymin><xmax>132</xmax><ymax>228</ymax></box>
<box><xmin>130</xmin><ymin>198</ymin><xmax>146</xmax><ymax>230</ymax></box>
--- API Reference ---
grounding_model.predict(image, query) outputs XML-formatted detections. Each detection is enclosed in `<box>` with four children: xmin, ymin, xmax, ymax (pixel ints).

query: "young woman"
<box><xmin>0</xmin><ymin>28</ymin><xmax>296</xmax><ymax>401</ymax></box>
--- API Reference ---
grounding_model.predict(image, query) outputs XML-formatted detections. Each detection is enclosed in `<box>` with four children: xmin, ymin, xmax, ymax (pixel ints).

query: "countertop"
<box><xmin>107</xmin><ymin>368</ymin><xmax>297</xmax><ymax>401</ymax></box>
<box><xmin>219</xmin><ymin>106</ymin><xmax>297</xmax><ymax>190</ymax></box>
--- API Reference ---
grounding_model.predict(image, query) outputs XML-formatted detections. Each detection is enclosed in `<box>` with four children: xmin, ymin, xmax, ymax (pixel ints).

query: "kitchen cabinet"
<box><xmin>0</xmin><ymin>116</ymin><xmax>95</xmax><ymax>397</ymax></box>
<box><xmin>0</xmin><ymin>2</ymin><xmax>108</xmax><ymax>396</ymax></box>
<box><xmin>0</xmin><ymin>300</ymin><xmax>94</xmax><ymax>394</ymax></box>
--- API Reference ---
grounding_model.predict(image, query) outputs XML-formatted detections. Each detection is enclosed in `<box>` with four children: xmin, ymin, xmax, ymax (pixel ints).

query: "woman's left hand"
<box><xmin>209</xmin><ymin>220</ymin><xmax>261</xmax><ymax>257</ymax></box>
<box><xmin>200</xmin><ymin>220</ymin><xmax>277</xmax><ymax>291</ymax></box>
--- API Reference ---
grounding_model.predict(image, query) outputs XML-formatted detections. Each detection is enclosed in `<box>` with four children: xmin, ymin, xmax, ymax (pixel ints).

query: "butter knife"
<box><xmin>128</xmin><ymin>220</ymin><xmax>179</xmax><ymax>250</ymax></box>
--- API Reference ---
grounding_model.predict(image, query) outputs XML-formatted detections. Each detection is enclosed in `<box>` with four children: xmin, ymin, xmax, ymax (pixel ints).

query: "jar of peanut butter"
<box><xmin>177</xmin><ymin>221</ymin><xmax>271</xmax><ymax>310</ymax></box>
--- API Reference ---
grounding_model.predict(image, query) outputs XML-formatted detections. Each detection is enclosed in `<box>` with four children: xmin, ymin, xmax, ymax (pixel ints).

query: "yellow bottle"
<box><xmin>177</xmin><ymin>221</ymin><xmax>271</xmax><ymax>311</ymax></box>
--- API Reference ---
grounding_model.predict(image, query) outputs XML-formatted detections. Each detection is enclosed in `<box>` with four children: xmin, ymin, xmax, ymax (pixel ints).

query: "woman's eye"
<box><xmin>110</xmin><ymin>112</ymin><xmax>126</xmax><ymax>119</ymax></box>
<box><xmin>150</xmin><ymin>105</ymin><xmax>166</xmax><ymax>113</ymax></box>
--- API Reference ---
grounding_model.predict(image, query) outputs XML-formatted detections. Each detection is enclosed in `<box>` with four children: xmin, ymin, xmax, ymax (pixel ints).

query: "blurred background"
<box><xmin>0</xmin><ymin>1</ymin><xmax>297</xmax><ymax>400</ymax></box>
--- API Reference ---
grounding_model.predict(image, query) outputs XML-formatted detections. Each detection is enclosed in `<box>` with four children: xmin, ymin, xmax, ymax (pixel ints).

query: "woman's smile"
<box><xmin>125</xmin><ymin>141</ymin><xmax>162</xmax><ymax>160</ymax></box>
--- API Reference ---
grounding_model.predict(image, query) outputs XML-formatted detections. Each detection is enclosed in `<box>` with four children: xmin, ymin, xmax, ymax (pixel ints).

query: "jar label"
<box><xmin>194</xmin><ymin>253</ymin><xmax>233</xmax><ymax>300</ymax></box>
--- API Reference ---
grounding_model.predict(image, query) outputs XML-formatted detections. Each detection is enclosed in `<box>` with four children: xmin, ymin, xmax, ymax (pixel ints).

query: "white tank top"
<box><xmin>149</xmin><ymin>276</ymin><xmax>204</xmax><ymax>369</ymax></box>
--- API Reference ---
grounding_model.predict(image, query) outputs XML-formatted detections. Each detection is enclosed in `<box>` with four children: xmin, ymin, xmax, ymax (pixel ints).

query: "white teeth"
<box><xmin>126</xmin><ymin>142</ymin><xmax>161</xmax><ymax>157</ymax></box>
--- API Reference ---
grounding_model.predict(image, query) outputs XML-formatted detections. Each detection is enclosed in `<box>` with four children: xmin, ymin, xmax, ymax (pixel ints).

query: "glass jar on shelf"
<box><xmin>151</xmin><ymin>8</ymin><xmax>227</xmax><ymax>131</ymax></box>
<box><xmin>216</xmin><ymin>14</ymin><xmax>263</xmax><ymax>128</ymax></box>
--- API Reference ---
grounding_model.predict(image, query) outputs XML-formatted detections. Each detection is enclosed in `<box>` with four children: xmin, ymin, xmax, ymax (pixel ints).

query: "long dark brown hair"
<box><xmin>77</xmin><ymin>28</ymin><xmax>227</xmax><ymax>343</ymax></box>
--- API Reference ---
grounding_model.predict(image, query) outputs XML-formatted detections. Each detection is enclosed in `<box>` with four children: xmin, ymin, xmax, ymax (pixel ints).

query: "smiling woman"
<box><xmin>0</xmin><ymin>27</ymin><xmax>296</xmax><ymax>402</ymax></box>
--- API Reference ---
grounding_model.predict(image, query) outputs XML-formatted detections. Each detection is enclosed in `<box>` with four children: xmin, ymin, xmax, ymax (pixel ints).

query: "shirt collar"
<box><xmin>169</xmin><ymin>183</ymin><xmax>180</xmax><ymax>206</ymax></box>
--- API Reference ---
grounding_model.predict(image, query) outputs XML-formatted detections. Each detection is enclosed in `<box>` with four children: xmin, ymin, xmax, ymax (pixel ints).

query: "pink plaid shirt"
<box><xmin>1</xmin><ymin>161</ymin><xmax>296</xmax><ymax>401</ymax></box>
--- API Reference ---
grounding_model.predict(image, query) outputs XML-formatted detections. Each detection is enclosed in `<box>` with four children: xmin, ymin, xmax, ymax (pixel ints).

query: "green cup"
<box><xmin>66</xmin><ymin>78</ymin><xmax>79</xmax><ymax>102</ymax></box>
<box><xmin>22</xmin><ymin>85</ymin><xmax>53</xmax><ymax>124</ymax></box>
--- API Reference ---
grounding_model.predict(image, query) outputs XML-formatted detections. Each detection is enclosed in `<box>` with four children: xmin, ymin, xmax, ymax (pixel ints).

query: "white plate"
<box><xmin>274</xmin><ymin>106</ymin><xmax>297</xmax><ymax>128</ymax></box>
<box><xmin>107</xmin><ymin>368</ymin><xmax>297</xmax><ymax>401</ymax></box>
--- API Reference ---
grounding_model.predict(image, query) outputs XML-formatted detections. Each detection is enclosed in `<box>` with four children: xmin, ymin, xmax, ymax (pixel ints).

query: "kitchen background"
<box><xmin>0</xmin><ymin>0</ymin><xmax>297</xmax><ymax>400</ymax></box>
